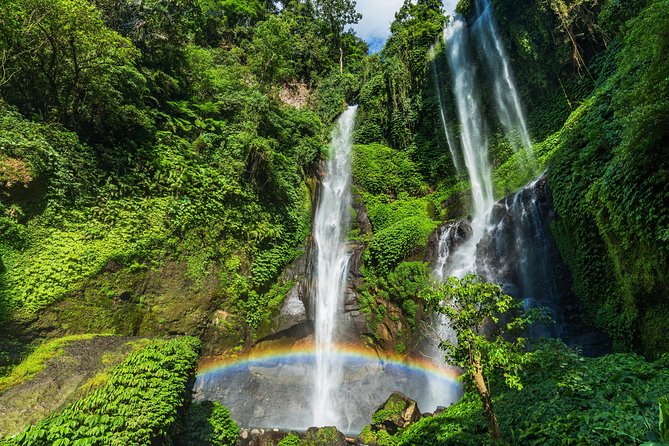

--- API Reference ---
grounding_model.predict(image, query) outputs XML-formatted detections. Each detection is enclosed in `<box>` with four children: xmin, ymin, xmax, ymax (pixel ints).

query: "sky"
<box><xmin>352</xmin><ymin>0</ymin><xmax>459</xmax><ymax>53</ymax></box>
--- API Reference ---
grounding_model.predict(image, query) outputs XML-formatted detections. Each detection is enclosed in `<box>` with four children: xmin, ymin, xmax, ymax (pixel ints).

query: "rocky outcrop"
<box><xmin>0</xmin><ymin>335</ymin><xmax>144</xmax><ymax>437</ymax></box>
<box><xmin>371</xmin><ymin>392</ymin><xmax>421</xmax><ymax>435</ymax></box>
<box><xmin>358</xmin><ymin>392</ymin><xmax>423</xmax><ymax>444</ymax></box>
<box><xmin>352</xmin><ymin>192</ymin><xmax>373</xmax><ymax>236</ymax></box>
<box><xmin>270</xmin><ymin>248</ymin><xmax>313</xmax><ymax>336</ymax></box>
<box><xmin>237</xmin><ymin>426</ymin><xmax>356</xmax><ymax>446</ymax></box>
<box><xmin>425</xmin><ymin>219</ymin><xmax>473</xmax><ymax>271</ymax></box>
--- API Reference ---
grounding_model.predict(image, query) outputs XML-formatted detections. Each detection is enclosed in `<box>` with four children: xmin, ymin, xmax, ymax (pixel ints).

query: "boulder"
<box><xmin>370</xmin><ymin>392</ymin><xmax>421</xmax><ymax>435</ymax></box>
<box><xmin>303</xmin><ymin>426</ymin><xmax>348</xmax><ymax>446</ymax></box>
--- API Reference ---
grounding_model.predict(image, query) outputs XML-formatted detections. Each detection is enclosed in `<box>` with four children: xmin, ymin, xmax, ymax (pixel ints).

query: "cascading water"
<box><xmin>312</xmin><ymin>105</ymin><xmax>357</xmax><ymax>427</ymax></box>
<box><xmin>445</xmin><ymin>17</ymin><xmax>494</xmax><ymax>226</ymax></box>
<box><xmin>430</xmin><ymin>5</ymin><xmax>608</xmax><ymax>354</ymax></box>
<box><xmin>195</xmin><ymin>104</ymin><xmax>461</xmax><ymax>433</ymax></box>
<box><xmin>429</xmin><ymin>45</ymin><xmax>462</xmax><ymax>175</ymax></box>
<box><xmin>473</xmin><ymin>0</ymin><xmax>535</xmax><ymax>166</ymax></box>
<box><xmin>475</xmin><ymin>175</ymin><xmax>610</xmax><ymax>353</ymax></box>
<box><xmin>435</xmin><ymin>16</ymin><xmax>495</xmax><ymax>280</ymax></box>
<box><xmin>477</xmin><ymin>176</ymin><xmax>564</xmax><ymax>337</ymax></box>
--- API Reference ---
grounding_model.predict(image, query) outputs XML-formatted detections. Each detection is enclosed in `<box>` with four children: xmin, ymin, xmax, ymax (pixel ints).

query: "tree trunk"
<box><xmin>473</xmin><ymin>359</ymin><xmax>501</xmax><ymax>438</ymax></box>
<box><xmin>339</xmin><ymin>46</ymin><xmax>343</xmax><ymax>74</ymax></box>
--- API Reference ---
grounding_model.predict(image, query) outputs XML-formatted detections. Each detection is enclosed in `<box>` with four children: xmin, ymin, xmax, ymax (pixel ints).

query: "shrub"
<box><xmin>177</xmin><ymin>401</ymin><xmax>239</xmax><ymax>446</ymax></box>
<box><xmin>367</xmin><ymin>216</ymin><xmax>437</xmax><ymax>273</ymax></box>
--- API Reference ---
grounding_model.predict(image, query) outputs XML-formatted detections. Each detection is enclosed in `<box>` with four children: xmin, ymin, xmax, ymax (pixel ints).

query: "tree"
<box><xmin>313</xmin><ymin>0</ymin><xmax>362</xmax><ymax>73</ymax></box>
<box><xmin>246</xmin><ymin>15</ymin><xmax>297</xmax><ymax>88</ymax></box>
<box><xmin>0</xmin><ymin>0</ymin><xmax>149</xmax><ymax>149</ymax></box>
<box><xmin>422</xmin><ymin>275</ymin><xmax>540</xmax><ymax>439</ymax></box>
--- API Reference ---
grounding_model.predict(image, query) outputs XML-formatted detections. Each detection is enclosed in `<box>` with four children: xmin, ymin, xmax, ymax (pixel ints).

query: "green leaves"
<box><xmin>422</xmin><ymin>275</ymin><xmax>539</xmax><ymax>391</ymax></box>
<box><xmin>660</xmin><ymin>397</ymin><xmax>669</xmax><ymax>443</ymax></box>
<box><xmin>178</xmin><ymin>401</ymin><xmax>239</xmax><ymax>446</ymax></box>
<box><xmin>5</xmin><ymin>337</ymin><xmax>201</xmax><ymax>446</ymax></box>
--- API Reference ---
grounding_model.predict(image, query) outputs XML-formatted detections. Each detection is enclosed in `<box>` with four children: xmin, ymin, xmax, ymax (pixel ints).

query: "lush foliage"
<box><xmin>422</xmin><ymin>276</ymin><xmax>537</xmax><ymax>391</ymax></box>
<box><xmin>547</xmin><ymin>0</ymin><xmax>669</xmax><ymax>354</ymax></box>
<box><xmin>393</xmin><ymin>342</ymin><xmax>669</xmax><ymax>445</ymax></box>
<box><xmin>422</xmin><ymin>276</ymin><xmax>541</xmax><ymax>437</ymax></box>
<box><xmin>2</xmin><ymin>336</ymin><xmax>201</xmax><ymax>445</ymax></box>
<box><xmin>354</xmin><ymin>0</ymin><xmax>452</xmax><ymax>182</ymax></box>
<box><xmin>358</xmin><ymin>261</ymin><xmax>429</xmax><ymax>341</ymax></box>
<box><xmin>177</xmin><ymin>401</ymin><xmax>239</xmax><ymax>446</ymax></box>
<box><xmin>0</xmin><ymin>0</ymin><xmax>368</xmax><ymax>348</ymax></box>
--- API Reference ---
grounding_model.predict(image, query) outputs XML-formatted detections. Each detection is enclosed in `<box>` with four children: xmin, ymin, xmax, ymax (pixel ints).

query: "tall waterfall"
<box><xmin>474</xmin><ymin>0</ymin><xmax>535</xmax><ymax>165</ymax></box>
<box><xmin>437</xmin><ymin>16</ymin><xmax>494</xmax><ymax>279</ymax></box>
<box><xmin>428</xmin><ymin>6</ymin><xmax>607</xmax><ymax>354</ymax></box>
<box><xmin>312</xmin><ymin>105</ymin><xmax>357</xmax><ymax>427</ymax></box>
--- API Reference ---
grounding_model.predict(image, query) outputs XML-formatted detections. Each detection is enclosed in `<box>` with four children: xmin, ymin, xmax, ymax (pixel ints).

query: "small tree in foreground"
<box><xmin>422</xmin><ymin>275</ymin><xmax>542</xmax><ymax>439</ymax></box>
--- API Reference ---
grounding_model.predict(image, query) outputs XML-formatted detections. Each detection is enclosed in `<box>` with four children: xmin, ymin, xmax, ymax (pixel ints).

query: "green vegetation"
<box><xmin>0</xmin><ymin>0</ymin><xmax>667</xmax><ymax>443</ymax></box>
<box><xmin>393</xmin><ymin>344</ymin><xmax>669</xmax><ymax>446</ymax></box>
<box><xmin>278</xmin><ymin>434</ymin><xmax>302</xmax><ymax>446</ymax></box>
<box><xmin>547</xmin><ymin>0</ymin><xmax>669</xmax><ymax>354</ymax></box>
<box><xmin>2</xmin><ymin>336</ymin><xmax>201</xmax><ymax>445</ymax></box>
<box><xmin>352</xmin><ymin>141</ymin><xmax>437</xmax><ymax>343</ymax></box>
<box><xmin>422</xmin><ymin>276</ymin><xmax>540</xmax><ymax>438</ymax></box>
<box><xmin>0</xmin><ymin>0</ymin><xmax>368</xmax><ymax>350</ymax></box>
<box><xmin>177</xmin><ymin>401</ymin><xmax>239</xmax><ymax>446</ymax></box>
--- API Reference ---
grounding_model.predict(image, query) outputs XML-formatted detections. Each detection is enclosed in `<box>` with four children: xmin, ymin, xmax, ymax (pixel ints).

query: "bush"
<box><xmin>177</xmin><ymin>401</ymin><xmax>239</xmax><ymax>446</ymax></box>
<box><xmin>395</xmin><ymin>341</ymin><xmax>669</xmax><ymax>445</ymax></box>
<box><xmin>367</xmin><ymin>216</ymin><xmax>437</xmax><ymax>273</ymax></box>
<box><xmin>353</xmin><ymin>144</ymin><xmax>426</xmax><ymax>197</ymax></box>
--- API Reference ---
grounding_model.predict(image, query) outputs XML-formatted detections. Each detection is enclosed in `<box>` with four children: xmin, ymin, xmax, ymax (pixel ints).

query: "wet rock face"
<box><xmin>352</xmin><ymin>192</ymin><xmax>373</xmax><ymax>236</ymax></box>
<box><xmin>425</xmin><ymin>219</ymin><xmax>473</xmax><ymax>271</ymax></box>
<box><xmin>475</xmin><ymin>175</ymin><xmax>610</xmax><ymax>355</ymax></box>
<box><xmin>267</xmin><ymin>244</ymin><xmax>314</xmax><ymax>338</ymax></box>
<box><xmin>273</xmin><ymin>284</ymin><xmax>308</xmax><ymax>334</ymax></box>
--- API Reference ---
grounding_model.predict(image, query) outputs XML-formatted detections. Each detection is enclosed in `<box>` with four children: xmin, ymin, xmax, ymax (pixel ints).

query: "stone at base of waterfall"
<box><xmin>304</xmin><ymin>426</ymin><xmax>348</xmax><ymax>445</ymax></box>
<box><xmin>237</xmin><ymin>426</ymin><xmax>353</xmax><ymax>446</ymax></box>
<box><xmin>371</xmin><ymin>392</ymin><xmax>421</xmax><ymax>435</ymax></box>
<box><xmin>238</xmin><ymin>428</ymin><xmax>287</xmax><ymax>446</ymax></box>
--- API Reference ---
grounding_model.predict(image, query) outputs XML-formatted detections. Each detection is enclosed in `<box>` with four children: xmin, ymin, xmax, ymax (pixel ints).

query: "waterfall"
<box><xmin>473</xmin><ymin>0</ymin><xmax>535</xmax><ymax>166</ymax></box>
<box><xmin>476</xmin><ymin>176</ymin><xmax>563</xmax><ymax>337</ymax></box>
<box><xmin>431</xmin><ymin>9</ymin><xmax>607</xmax><ymax>352</ymax></box>
<box><xmin>434</xmin><ymin>16</ymin><xmax>494</xmax><ymax>280</ymax></box>
<box><xmin>429</xmin><ymin>45</ymin><xmax>462</xmax><ymax>175</ymax></box>
<box><xmin>312</xmin><ymin>105</ymin><xmax>357</xmax><ymax>427</ymax></box>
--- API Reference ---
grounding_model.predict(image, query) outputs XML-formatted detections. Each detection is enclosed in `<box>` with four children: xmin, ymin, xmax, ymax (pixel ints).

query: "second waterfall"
<box><xmin>312</xmin><ymin>105</ymin><xmax>357</xmax><ymax>427</ymax></box>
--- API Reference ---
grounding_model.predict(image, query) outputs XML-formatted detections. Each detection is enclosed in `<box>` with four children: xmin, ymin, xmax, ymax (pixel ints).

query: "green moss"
<box><xmin>278</xmin><ymin>433</ymin><xmax>301</xmax><ymax>446</ymax></box>
<box><xmin>372</xmin><ymin>400</ymin><xmax>407</xmax><ymax>425</ymax></box>
<box><xmin>367</xmin><ymin>216</ymin><xmax>437</xmax><ymax>273</ymax></box>
<box><xmin>353</xmin><ymin>144</ymin><xmax>426</xmax><ymax>197</ymax></box>
<box><xmin>0</xmin><ymin>334</ymin><xmax>100</xmax><ymax>392</ymax></box>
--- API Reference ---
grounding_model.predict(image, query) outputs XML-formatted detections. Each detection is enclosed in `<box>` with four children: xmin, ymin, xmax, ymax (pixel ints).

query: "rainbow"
<box><xmin>197</xmin><ymin>342</ymin><xmax>462</xmax><ymax>384</ymax></box>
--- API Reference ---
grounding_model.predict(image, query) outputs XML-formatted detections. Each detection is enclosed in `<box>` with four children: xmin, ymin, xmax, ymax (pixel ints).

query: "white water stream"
<box><xmin>474</xmin><ymin>0</ymin><xmax>535</xmax><ymax>166</ymax></box>
<box><xmin>312</xmin><ymin>105</ymin><xmax>357</xmax><ymax>427</ymax></box>
<box><xmin>437</xmin><ymin>15</ymin><xmax>495</xmax><ymax>280</ymax></box>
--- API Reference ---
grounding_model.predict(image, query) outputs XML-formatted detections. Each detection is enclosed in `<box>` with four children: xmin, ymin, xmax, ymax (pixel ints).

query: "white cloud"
<box><xmin>352</xmin><ymin>0</ymin><xmax>459</xmax><ymax>52</ymax></box>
